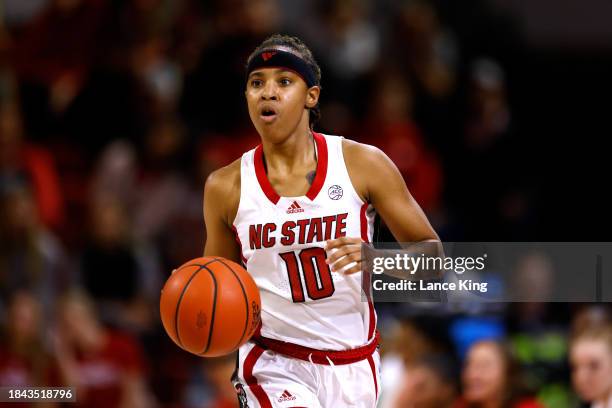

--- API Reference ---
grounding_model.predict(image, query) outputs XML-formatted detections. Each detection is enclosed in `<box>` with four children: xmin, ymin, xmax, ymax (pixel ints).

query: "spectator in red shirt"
<box><xmin>455</xmin><ymin>340</ymin><xmax>544</xmax><ymax>408</ymax></box>
<box><xmin>0</xmin><ymin>291</ymin><xmax>61</xmax><ymax>408</ymax></box>
<box><xmin>0</xmin><ymin>102</ymin><xmax>65</xmax><ymax>231</ymax></box>
<box><xmin>359</xmin><ymin>69</ymin><xmax>443</xmax><ymax>213</ymax></box>
<box><xmin>53</xmin><ymin>290</ymin><xmax>156</xmax><ymax>408</ymax></box>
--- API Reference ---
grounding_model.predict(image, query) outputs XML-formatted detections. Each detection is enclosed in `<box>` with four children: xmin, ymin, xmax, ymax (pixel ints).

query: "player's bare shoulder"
<box><xmin>204</xmin><ymin>157</ymin><xmax>241</xmax><ymax>226</ymax></box>
<box><xmin>341</xmin><ymin>138</ymin><xmax>392</xmax><ymax>202</ymax></box>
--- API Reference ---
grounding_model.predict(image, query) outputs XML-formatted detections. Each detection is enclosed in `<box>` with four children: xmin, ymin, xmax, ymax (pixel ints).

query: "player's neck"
<box><xmin>261</xmin><ymin>125</ymin><xmax>316</xmax><ymax>174</ymax></box>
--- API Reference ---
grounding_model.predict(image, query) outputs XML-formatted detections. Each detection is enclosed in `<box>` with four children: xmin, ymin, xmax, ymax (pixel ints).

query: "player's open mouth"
<box><xmin>260</xmin><ymin>107</ymin><xmax>278</xmax><ymax>123</ymax></box>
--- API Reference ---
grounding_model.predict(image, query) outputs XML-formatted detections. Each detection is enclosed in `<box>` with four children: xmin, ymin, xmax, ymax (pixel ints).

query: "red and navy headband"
<box><xmin>246</xmin><ymin>49</ymin><xmax>318</xmax><ymax>88</ymax></box>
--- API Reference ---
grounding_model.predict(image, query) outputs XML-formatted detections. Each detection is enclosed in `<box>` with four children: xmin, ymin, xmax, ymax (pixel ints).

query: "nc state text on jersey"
<box><xmin>249</xmin><ymin>213</ymin><xmax>349</xmax><ymax>249</ymax></box>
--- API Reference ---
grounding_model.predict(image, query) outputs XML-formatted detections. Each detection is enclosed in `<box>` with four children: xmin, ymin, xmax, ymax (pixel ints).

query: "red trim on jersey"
<box><xmin>360</xmin><ymin>203</ymin><xmax>369</xmax><ymax>243</ymax></box>
<box><xmin>365</xmin><ymin>281</ymin><xmax>376</xmax><ymax>339</ymax></box>
<box><xmin>360</xmin><ymin>202</ymin><xmax>377</xmax><ymax>340</ymax></box>
<box><xmin>253</xmin><ymin>132</ymin><xmax>328</xmax><ymax>204</ymax></box>
<box><xmin>367</xmin><ymin>355</ymin><xmax>378</xmax><ymax>398</ymax></box>
<box><xmin>306</xmin><ymin>132</ymin><xmax>328</xmax><ymax>200</ymax></box>
<box><xmin>231</xmin><ymin>226</ymin><xmax>248</xmax><ymax>265</ymax></box>
<box><xmin>243</xmin><ymin>345</ymin><xmax>272</xmax><ymax>408</ymax></box>
<box><xmin>254</xmin><ymin>145</ymin><xmax>281</xmax><ymax>204</ymax></box>
<box><xmin>252</xmin><ymin>331</ymin><xmax>379</xmax><ymax>365</ymax></box>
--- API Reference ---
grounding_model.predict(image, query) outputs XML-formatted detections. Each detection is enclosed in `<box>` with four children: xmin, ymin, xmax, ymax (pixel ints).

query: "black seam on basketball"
<box><xmin>174</xmin><ymin>258</ymin><xmax>221</xmax><ymax>274</ymax></box>
<box><xmin>174</xmin><ymin>259</ymin><xmax>220</xmax><ymax>348</ymax></box>
<box><xmin>174</xmin><ymin>268</ymin><xmax>202</xmax><ymax>348</ymax></box>
<box><xmin>200</xmin><ymin>264</ymin><xmax>218</xmax><ymax>355</ymax></box>
<box><xmin>216</xmin><ymin>259</ymin><xmax>250</xmax><ymax>350</ymax></box>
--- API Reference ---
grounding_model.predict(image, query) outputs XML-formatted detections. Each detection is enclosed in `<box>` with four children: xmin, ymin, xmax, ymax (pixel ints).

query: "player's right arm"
<box><xmin>203</xmin><ymin>159</ymin><xmax>242</xmax><ymax>263</ymax></box>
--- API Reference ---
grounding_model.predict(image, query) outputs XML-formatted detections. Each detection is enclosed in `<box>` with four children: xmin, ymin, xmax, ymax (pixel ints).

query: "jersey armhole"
<box><xmin>339</xmin><ymin>137</ymin><xmax>369</xmax><ymax>206</ymax></box>
<box><xmin>230</xmin><ymin>151</ymin><xmax>248</xmax><ymax>228</ymax></box>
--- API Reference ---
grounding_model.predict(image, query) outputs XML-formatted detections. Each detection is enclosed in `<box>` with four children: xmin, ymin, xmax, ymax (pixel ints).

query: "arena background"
<box><xmin>0</xmin><ymin>0</ymin><xmax>610</xmax><ymax>407</ymax></box>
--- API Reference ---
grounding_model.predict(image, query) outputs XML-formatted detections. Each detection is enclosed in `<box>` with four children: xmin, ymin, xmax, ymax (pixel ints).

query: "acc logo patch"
<box><xmin>328</xmin><ymin>185</ymin><xmax>343</xmax><ymax>200</ymax></box>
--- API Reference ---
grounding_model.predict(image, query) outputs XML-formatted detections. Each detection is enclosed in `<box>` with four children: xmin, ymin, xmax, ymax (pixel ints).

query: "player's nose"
<box><xmin>261</xmin><ymin>80</ymin><xmax>279</xmax><ymax>100</ymax></box>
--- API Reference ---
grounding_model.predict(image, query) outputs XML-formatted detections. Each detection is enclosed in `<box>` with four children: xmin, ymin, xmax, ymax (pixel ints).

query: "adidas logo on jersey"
<box><xmin>286</xmin><ymin>201</ymin><xmax>304</xmax><ymax>214</ymax></box>
<box><xmin>277</xmin><ymin>390</ymin><xmax>297</xmax><ymax>402</ymax></box>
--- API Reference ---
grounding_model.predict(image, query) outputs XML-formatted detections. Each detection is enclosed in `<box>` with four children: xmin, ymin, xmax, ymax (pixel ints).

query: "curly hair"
<box><xmin>246</xmin><ymin>34</ymin><xmax>322</xmax><ymax>129</ymax></box>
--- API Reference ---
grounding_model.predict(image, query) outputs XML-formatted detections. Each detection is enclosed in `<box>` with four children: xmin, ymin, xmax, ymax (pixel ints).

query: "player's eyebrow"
<box><xmin>276</xmin><ymin>69</ymin><xmax>298</xmax><ymax>77</ymax></box>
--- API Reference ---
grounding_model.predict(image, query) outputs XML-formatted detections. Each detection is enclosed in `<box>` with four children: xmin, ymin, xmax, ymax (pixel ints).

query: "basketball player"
<box><xmin>203</xmin><ymin>34</ymin><xmax>440</xmax><ymax>407</ymax></box>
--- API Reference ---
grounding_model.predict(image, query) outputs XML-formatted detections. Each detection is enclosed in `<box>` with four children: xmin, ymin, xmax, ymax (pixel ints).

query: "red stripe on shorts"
<box><xmin>367</xmin><ymin>355</ymin><xmax>378</xmax><ymax>398</ymax></box>
<box><xmin>243</xmin><ymin>345</ymin><xmax>272</xmax><ymax>408</ymax></box>
<box><xmin>253</xmin><ymin>331</ymin><xmax>379</xmax><ymax>365</ymax></box>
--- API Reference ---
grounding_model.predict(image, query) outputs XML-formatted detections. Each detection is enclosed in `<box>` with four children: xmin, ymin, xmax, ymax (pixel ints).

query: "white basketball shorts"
<box><xmin>232</xmin><ymin>340</ymin><xmax>381</xmax><ymax>408</ymax></box>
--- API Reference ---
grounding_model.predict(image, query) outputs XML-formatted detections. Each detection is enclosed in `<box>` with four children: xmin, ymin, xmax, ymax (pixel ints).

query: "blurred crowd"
<box><xmin>0</xmin><ymin>0</ymin><xmax>610</xmax><ymax>407</ymax></box>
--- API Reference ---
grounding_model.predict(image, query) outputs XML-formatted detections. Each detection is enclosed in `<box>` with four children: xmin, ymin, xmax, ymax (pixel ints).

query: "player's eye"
<box><xmin>250</xmin><ymin>79</ymin><xmax>263</xmax><ymax>88</ymax></box>
<box><xmin>279</xmin><ymin>78</ymin><xmax>292</xmax><ymax>86</ymax></box>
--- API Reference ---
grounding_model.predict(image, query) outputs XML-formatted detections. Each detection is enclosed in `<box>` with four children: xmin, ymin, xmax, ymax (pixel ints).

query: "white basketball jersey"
<box><xmin>232</xmin><ymin>132</ymin><xmax>377</xmax><ymax>350</ymax></box>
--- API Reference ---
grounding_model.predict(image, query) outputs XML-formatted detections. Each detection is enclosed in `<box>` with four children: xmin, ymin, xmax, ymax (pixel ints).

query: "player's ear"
<box><xmin>305</xmin><ymin>86</ymin><xmax>320</xmax><ymax>109</ymax></box>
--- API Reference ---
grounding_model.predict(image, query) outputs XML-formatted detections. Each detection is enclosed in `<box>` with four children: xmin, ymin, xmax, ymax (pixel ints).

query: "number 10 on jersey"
<box><xmin>279</xmin><ymin>248</ymin><xmax>335</xmax><ymax>302</ymax></box>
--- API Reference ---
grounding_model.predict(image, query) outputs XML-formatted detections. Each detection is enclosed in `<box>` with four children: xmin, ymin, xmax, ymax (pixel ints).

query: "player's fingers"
<box><xmin>329</xmin><ymin>251</ymin><xmax>362</xmax><ymax>272</ymax></box>
<box><xmin>326</xmin><ymin>245</ymin><xmax>353</xmax><ymax>264</ymax></box>
<box><xmin>342</xmin><ymin>263</ymin><xmax>362</xmax><ymax>275</ymax></box>
<box><xmin>325</xmin><ymin>236</ymin><xmax>360</xmax><ymax>250</ymax></box>
<box><xmin>326</xmin><ymin>243</ymin><xmax>361</xmax><ymax>264</ymax></box>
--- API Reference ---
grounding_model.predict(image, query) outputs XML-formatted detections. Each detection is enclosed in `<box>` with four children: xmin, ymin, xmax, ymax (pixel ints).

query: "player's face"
<box><xmin>245</xmin><ymin>67</ymin><xmax>319</xmax><ymax>143</ymax></box>
<box><xmin>571</xmin><ymin>339</ymin><xmax>612</xmax><ymax>402</ymax></box>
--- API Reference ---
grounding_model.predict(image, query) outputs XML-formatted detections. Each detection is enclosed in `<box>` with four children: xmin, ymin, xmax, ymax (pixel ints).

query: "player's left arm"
<box><xmin>326</xmin><ymin>140</ymin><xmax>440</xmax><ymax>274</ymax></box>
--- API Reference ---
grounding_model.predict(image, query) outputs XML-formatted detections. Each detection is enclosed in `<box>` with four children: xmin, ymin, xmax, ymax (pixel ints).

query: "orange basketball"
<box><xmin>160</xmin><ymin>256</ymin><xmax>261</xmax><ymax>357</ymax></box>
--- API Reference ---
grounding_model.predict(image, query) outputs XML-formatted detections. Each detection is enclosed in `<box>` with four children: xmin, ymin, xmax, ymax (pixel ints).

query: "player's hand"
<box><xmin>325</xmin><ymin>237</ymin><xmax>363</xmax><ymax>275</ymax></box>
